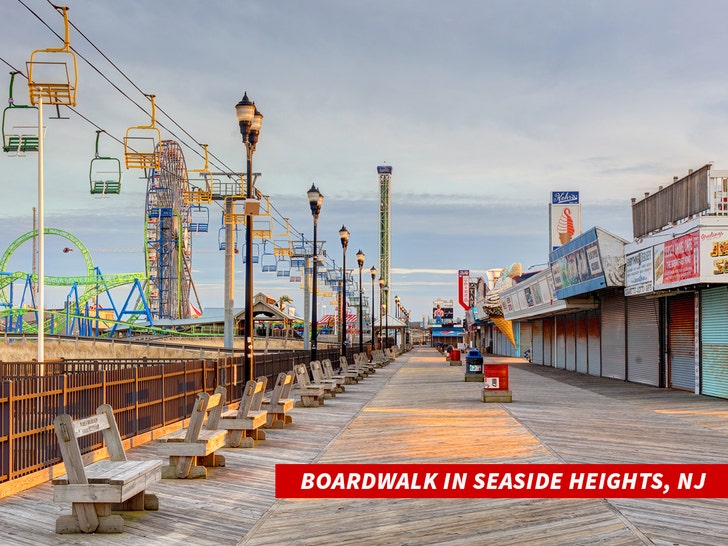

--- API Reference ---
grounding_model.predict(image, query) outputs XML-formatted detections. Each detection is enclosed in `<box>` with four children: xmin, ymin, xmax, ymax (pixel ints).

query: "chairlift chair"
<box><xmin>188</xmin><ymin>205</ymin><xmax>210</xmax><ymax>233</ymax></box>
<box><xmin>2</xmin><ymin>72</ymin><xmax>44</xmax><ymax>155</ymax></box>
<box><xmin>241</xmin><ymin>240</ymin><xmax>260</xmax><ymax>263</ymax></box>
<box><xmin>260</xmin><ymin>241</ymin><xmax>277</xmax><ymax>272</ymax></box>
<box><xmin>26</xmin><ymin>6</ymin><xmax>78</xmax><ymax>107</ymax></box>
<box><xmin>277</xmin><ymin>256</ymin><xmax>291</xmax><ymax>278</ymax></box>
<box><xmin>184</xmin><ymin>144</ymin><xmax>213</xmax><ymax>205</ymax></box>
<box><xmin>89</xmin><ymin>130</ymin><xmax>121</xmax><ymax>195</ymax></box>
<box><xmin>124</xmin><ymin>94</ymin><xmax>161</xmax><ymax>170</ymax></box>
<box><xmin>218</xmin><ymin>225</ymin><xmax>241</xmax><ymax>254</ymax></box>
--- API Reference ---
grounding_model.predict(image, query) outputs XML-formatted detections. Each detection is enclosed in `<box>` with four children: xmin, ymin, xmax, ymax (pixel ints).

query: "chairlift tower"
<box><xmin>377</xmin><ymin>164</ymin><xmax>392</xmax><ymax>327</ymax></box>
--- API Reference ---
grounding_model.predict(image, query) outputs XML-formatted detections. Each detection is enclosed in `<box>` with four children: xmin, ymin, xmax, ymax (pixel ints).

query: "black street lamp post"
<box><xmin>356</xmin><ymin>249</ymin><xmax>365</xmax><ymax>353</ymax></box>
<box><xmin>338</xmin><ymin>225</ymin><xmax>350</xmax><ymax>358</ymax></box>
<box><xmin>307</xmin><ymin>184</ymin><xmax>323</xmax><ymax>362</ymax></box>
<box><xmin>235</xmin><ymin>92</ymin><xmax>263</xmax><ymax>382</ymax></box>
<box><xmin>369</xmin><ymin>266</ymin><xmax>377</xmax><ymax>350</ymax></box>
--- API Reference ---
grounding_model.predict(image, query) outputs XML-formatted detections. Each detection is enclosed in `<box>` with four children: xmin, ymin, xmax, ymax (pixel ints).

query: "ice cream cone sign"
<box><xmin>557</xmin><ymin>208</ymin><xmax>575</xmax><ymax>244</ymax></box>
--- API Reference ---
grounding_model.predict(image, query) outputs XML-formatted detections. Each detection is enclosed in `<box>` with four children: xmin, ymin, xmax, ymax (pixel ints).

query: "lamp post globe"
<box><xmin>307</xmin><ymin>184</ymin><xmax>323</xmax><ymax>362</ymax></box>
<box><xmin>356</xmin><ymin>249</ymin><xmax>365</xmax><ymax>353</ymax></box>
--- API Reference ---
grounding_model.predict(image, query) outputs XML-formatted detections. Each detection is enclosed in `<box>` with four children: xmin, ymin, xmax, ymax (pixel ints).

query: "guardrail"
<box><xmin>0</xmin><ymin>347</ymin><xmax>342</xmax><ymax>490</ymax></box>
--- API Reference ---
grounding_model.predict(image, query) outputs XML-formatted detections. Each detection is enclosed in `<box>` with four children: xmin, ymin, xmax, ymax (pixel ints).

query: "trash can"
<box><xmin>465</xmin><ymin>349</ymin><xmax>483</xmax><ymax>374</ymax></box>
<box><xmin>450</xmin><ymin>348</ymin><xmax>461</xmax><ymax>361</ymax></box>
<box><xmin>482</xmin><ymin>364</ymin><xmax>512</xmax><ymax>403</ymax></box>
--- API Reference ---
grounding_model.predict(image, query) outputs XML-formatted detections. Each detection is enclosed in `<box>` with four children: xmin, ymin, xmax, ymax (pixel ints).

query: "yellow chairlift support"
<box><xmin>183</xmin><ymin>144</ymin><xmax>213</xmax><ymax>205</ymax></box>
<box><xmin>124</xmin><ymin>94</ymin><xmax>161</xmax><ymax>170</ymax></box>
<box><xmin>2</xmin><ymin>72</ymin><xmax>43</xmax><ymax>155</ymax></box>
<box><xmin>27</xmin><ymin>5</ymin><xmax>78</xmax><ymax>106</ymax></box>
<box><xmin>89</xmin><ymin>130</ymin><xmax>121</xmax><ymax>195</ymax></box>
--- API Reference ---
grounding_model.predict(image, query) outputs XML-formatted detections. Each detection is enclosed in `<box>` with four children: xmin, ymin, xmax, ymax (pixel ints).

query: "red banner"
<box><xmin>458</xmin><ymin>270</ymin><xmax>470</xmax><ymax>310</ymax></box>
<box><xmin>276</xmin><ymin>463</ymin><xmax>728</xmax><ymax>499</ymax></box>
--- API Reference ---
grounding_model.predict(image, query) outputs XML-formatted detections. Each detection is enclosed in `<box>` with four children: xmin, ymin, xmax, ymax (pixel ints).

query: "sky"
<box><xmin>2</xmin><ymin>0</ymin><xmax>728</xmax><ymax>325</ymax></box>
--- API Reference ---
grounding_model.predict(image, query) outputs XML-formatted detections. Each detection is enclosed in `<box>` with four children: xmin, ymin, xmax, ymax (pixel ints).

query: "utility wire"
<box><xmin>13</xmin><ymin>0</ymin><xmax>337</xmax><ymax>281</ymax></box>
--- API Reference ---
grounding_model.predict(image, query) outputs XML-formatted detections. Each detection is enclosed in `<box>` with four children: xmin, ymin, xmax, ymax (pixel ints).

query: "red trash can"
<box><xmin>450</xmin><ymin>349</ymin><xmax>461</xmax><ymax>361</ymax></box>
<box><xmin>484</xmin><ymin>364</ymin><xmax>509</xmax><ymax>390</ymax></box>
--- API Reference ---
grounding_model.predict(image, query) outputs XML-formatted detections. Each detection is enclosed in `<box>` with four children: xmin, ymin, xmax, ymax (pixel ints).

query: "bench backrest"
<box><xmin>267</xmin><ymin>372</ymin><xmax>287</xmax><ymax>406</ymax></box>
<box><xmin>322</xmin><ymin>359</ymin><xmax>338</xmax><ymax>379</ymax></box>
<box><xmin>281</xmin><ymin>370</ymin><xmax>295</xmax><ymax>398</ymax></box>
<box><xmin>185</xmin><ymin>391</ymin><xmax>223</xmax><ymax>442</ymax></box>
<box><xmin>293</xmin><ymin>363</ymin><xmax>312</xmax><ymax>388</ymax></box>
<box><xmin>310</xmin><ymin>360</ymin><xmax>327</xmax><ymax>383</ymax></box>
<box><xmin>254</xmin><ymin>376</ymin><xmax>268</xmax><ymax>409</ymax></box>
<box><xmin>54</xmin><ymin>404</ymin><xmax>126</xmax><ymax>485</ymax></box>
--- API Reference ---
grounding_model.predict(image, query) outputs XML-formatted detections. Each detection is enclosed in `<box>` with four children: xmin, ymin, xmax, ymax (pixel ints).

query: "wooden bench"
<box><xmin>157</xmin><ymin>391</ymin><xmax>228</xmax><ymax>479</ymax></box>
<box><xmin>310</xmin><ymin>360</ymin><xmax>341</xmax><ymax>396</ymax></box>
<box><xmin>208</xmin><ymin>381</ymin><xmax>267</xmax><ymax>447</ymax></box>
<box><xmin>371</xmin><ymin>349</ymin><xmax>391</xmax><ymax>367</ymax></box>
<box><xmin>322</xmin><ymin>357</ymin><xmax>355</xmax><ymax>386</ymax></box>
<box><xmin>354</xmin><ymin>352</ymin><xmax>376</xmax><ymax>375</ymax></box>
<box><xmin>292</xmin><ymin>363</ymin><xmax>326</xmax><ymax>407</ymax></box>
<box><xmin>339</xmin><ymin>355</ymin><xmax>365</xmax><ymax>382</ymax></box>
<box><xmin>262</xmin><ymin>371</ymin><xmax>295</xmax><ymax>428</ymax></box>
<box><xmin>332</xmin><ymin>356</ymin><xmax>361</xmax><ymax>384</ymax></box>
<box><xmin>52</xmin><ymin>404</ymin><xmax>161</xmax><ymax>534</ymax></box>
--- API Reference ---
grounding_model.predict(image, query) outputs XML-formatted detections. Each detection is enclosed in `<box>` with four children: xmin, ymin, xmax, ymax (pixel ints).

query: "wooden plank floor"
<box><xmin>2</xmin><ymin>348</ymin><xmax>728</xmax><ymax>545</ymax></box>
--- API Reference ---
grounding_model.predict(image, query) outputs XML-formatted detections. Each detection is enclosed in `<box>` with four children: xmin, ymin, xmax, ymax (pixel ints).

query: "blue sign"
<box><xmin>377</xmin><ymin>165</ymin><xmax>393</xmax><ymax>174</ymax></box>
<box><xmin>551</xmin><ymin>191</ymin><xmax>579</xmax><ymax>205</ymax></box>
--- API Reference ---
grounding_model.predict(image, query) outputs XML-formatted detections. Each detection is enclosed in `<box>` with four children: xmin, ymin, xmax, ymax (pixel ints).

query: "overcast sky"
<box><xmin>2</xmin><ymin>0</ymin><xmax>727</xmax><ymax>323</ymax></box>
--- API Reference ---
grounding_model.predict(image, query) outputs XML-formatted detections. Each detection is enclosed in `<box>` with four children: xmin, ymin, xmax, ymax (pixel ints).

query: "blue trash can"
<box><xmin>465</xmin><ymin>349</ymin><xmax>484</xmax><ymax>374</ymax></box>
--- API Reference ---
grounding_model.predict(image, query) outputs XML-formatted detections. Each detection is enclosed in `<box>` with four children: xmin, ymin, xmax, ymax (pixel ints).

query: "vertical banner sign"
<box><xmin>550</xmin><ymin>191</ymin><xmax>581</xmax><ymax>251</ymax></box>
<box><xmin>458</xmin><ymin>270</ymin><xmax>470</xmax><ymax>310</ymax></box>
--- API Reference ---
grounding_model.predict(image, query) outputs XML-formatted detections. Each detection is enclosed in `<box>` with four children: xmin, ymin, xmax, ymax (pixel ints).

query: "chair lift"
<box><xmin>218</xmin><ymin>221</ymin><xmax>240</xmax><ymax>253</ymax></box>
<box><xmin>260</xmin><ymin>240</ymin><xmax>277</xmax><ymax>272</ymax></box>
<box><xmin>124</xmin><ymin>94</ymin><xmax>161</xmax><ymax>170</ymax></box>
<box><xmin>277</xmin><ymin>255</ymin><xmax>291</xmax><ymax>278</ymax></box>
<box><xmin>273</xmin><ymin>218</ymin><xmax>292</xmax><ymax>256</ymax></box>
<box><xmin>184</xmin><ymin>144</ymin><xmax>213</xmax><ymax>205</ymax></box>
<box><xmin>89</xmin><ymin>130</ymin><xmax>121</xmax><ymax>195</ymax></box>
<box><xmin>27</xmin><ymin>5</ymin><xmax>78</xmax><ymax>107</ymax></box>
<box><xmin>188</xmin><ymin>205</ymin><xmax>210</xmax><ymax>233</ymax></box>
<box><xmin>2</xmin><ymin>72</ymin><xmax>44</xmax><ymax>155</ymax></box>
<box><xmin>240</xmin><ymin>239</ymin><xmax>260</xmax><ymax>263</ymax></box>
<box><xmin>251</xmin><ymin>196</ymin><xmax>273</xmax><ymax>240</ymax></box>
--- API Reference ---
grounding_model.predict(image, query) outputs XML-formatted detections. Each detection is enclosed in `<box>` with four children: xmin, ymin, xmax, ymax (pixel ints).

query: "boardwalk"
<box><xmin>2</xmin><ymin>347</ymin><xmax>728</xmax><ymax>545</ymax></box>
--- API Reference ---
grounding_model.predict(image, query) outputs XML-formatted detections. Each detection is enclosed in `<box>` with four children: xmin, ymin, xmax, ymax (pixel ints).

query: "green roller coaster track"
<box><xmin>0</xmin><ymin>227</ymin><xmax>146</xmax><ymax>333</ymax></box>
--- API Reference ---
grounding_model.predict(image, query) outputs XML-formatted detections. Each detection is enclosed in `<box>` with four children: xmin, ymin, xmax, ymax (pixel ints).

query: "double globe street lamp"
<box><xmin>307</xmin><ymin>184</ymin><xmax>324</xmax><ymax>362</ymax></box>
<box><xmin>370</xmin><ymin>266</ymin><xmax>377</xmax><ymax>349</ymax></box>
<box><xmin>339</xmin><ymin>225</ymin><xmax>350</xmax><ymax>358</ymax></box>
<box><xmin>235</xmin><ymin>92</ymin><xmax>263</xmax><ymax>382</ymax></box>
<box><xmin>356</xmin><ymin>249</ymin><xmax>365</xmax><ymax>353</ymax></box>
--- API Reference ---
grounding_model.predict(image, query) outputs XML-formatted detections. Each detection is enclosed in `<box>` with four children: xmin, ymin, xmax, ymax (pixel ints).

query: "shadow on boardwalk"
<box><xmin>2</xmin><ymin>347</ymin><xmax>728</xmax><ymax>545</ymax></box>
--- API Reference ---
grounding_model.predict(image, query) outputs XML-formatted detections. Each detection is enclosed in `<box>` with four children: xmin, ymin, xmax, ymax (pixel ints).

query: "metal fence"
<box><xmin>0</xmin><ymin>347</ymin><xmax>341</xmax><ymax>485</ymax></box>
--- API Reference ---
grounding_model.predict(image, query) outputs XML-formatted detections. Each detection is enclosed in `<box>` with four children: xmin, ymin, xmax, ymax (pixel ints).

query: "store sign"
<box><xmin>625</xmin><ymin>248</ymin><xmax>654</xmax><ymax>296</ymax></box>
<box><xmin>551</xmin><ymin>241</ymin><xmax>604</xmax><ymax>295</ymax></box>
<box><xmin>550</xmin><ymin>192</ymin><xmax>582</xmax><ymax>251</ymax></box>
<box><xmin>654</xmin><ymin>231</ymin><xmax>700</xmax><ymax>289</ymax></box>
<box><xmin>551</xmin><ymin>191</ymin><xmax>580</xmax><ymax>205</ymax></box>
<box><xmin>701</xmin><ymin>229</ymin><xmax>728</xmax><ymax>279</ymax></box>
<box><xmin>458</xmin><ymin>269</ymin><xmax>470</xmax><ymax>311</ymax></box>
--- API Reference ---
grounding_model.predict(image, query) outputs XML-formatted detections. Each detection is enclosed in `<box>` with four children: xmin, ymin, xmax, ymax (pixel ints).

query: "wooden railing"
<box><xmin>0</xmin><ymin>348</ymin><xmax>341</xmax><ymax>489</ymax></box>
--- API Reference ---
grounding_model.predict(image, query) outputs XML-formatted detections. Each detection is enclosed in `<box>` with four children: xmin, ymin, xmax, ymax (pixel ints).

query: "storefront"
<box><xmin>500</xmin><ymin>268</ymin><xmax>597</xmax><ymax>368</ymax></box>
<box><xmin>625</xmin><ymin>216</ymin><xmax>728</xmax><ymax>393</ymax></box>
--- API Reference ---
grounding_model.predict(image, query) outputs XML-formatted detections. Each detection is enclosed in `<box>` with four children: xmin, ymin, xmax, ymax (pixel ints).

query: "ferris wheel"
<box><xmin>144</xmin><ymin>140</ymin><xmax>198</xmax><ymax>320</ymax></box>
